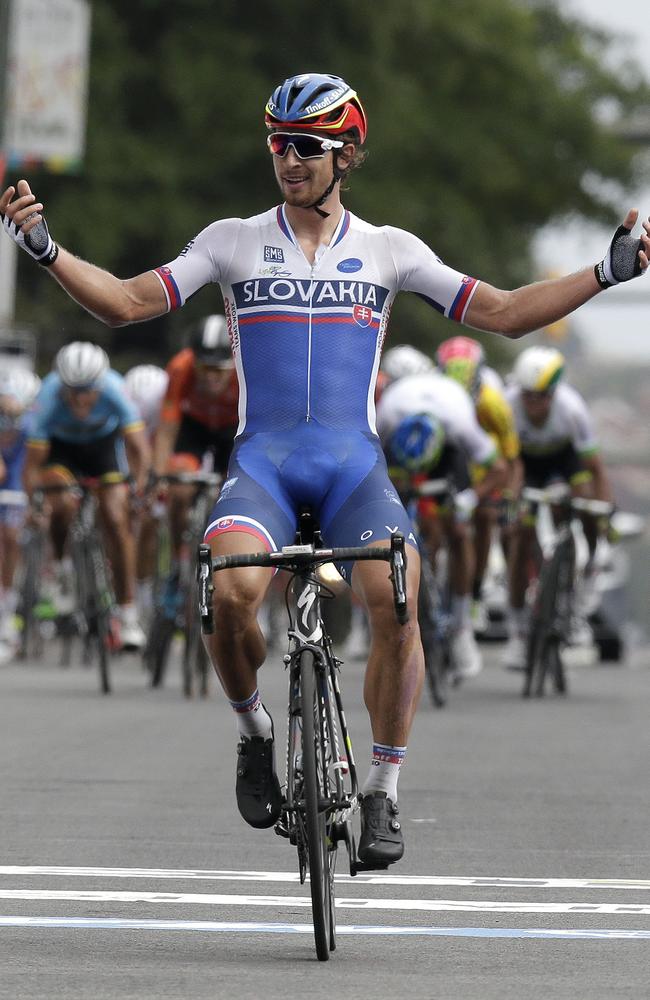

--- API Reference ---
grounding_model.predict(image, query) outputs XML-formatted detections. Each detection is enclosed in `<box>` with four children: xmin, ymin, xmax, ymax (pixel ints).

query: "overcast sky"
<box><xmin>533</xmin><ymin>1</ymin><xmax>650</xmax><ymax>359</ymax></box>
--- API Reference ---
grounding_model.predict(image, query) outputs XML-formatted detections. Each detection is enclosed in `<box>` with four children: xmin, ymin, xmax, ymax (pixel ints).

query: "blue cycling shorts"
<box><xmin>204</xmin><ymin>419</ymin><xmax>417</xmax><ymax>582</ymax></box>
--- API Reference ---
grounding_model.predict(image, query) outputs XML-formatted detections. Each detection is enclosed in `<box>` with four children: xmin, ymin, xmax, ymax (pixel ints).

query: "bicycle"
<box><xmin>197</xmin><ymin>511</ymin><xmax>408</xmax><ymax>962</ymax></box>
<box><xmin>520</xmin><ymin>484</ymin><xmax>614</xmax><ymax>698</ymax></box>
<box><xmin>145</xmin><ymin>471</ymin><xmax>221</xmax><ymax>697</ymax></box>
<box><xmin>65</xmin><ymin>478</ymin><xmax>119</xmax><ymax>694</ymax></box>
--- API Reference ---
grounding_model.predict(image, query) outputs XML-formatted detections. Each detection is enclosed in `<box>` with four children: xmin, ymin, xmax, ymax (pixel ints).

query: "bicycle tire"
<box><xmin>182</xmin><ymin>599</ymin><xmax>208</xmax><ymax>698</ymax></box>
<box><xmin>299</xmin><ymin>652</ymin><xmax>332</xmax><ymax>962</ymax></box>
<box><xmin>18</xmin><ymin>532</ymin><xmax>44</xmax><ymax>660</ymax></box>
<box><xmin>83</xmin><ymin>540</ymin><xmax>113</xmax><ymax>695</ymax></box>
<box><xmin>147</xmin><ymin>613</ymin><xmax>176</xmax><ymax>688</ymax></box>
<box><xmin>550</xmin><ymin>638</ymin><xmax>567</xmax><ymax>695</ymax></box>
<box><xmin>418</xmin><ymin>558</ymin><xmax>448</xmax><ymax>708</ymax></box>
<box><xmin>524</xmin><ymin>533</ymin><xmax>574</xmax><ymax>698</ymax></box>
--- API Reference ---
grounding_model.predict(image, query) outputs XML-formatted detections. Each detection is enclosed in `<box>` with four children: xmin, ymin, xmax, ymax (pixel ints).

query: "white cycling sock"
<box><xmin>230</xmin><ymin>689</ymin><xmax>273</xmax><ymax>740</ymax></box>
<box><xmin>362</xmin><ymin>743</ymin><xmax>407</xmax><ymax>803</ymax></box>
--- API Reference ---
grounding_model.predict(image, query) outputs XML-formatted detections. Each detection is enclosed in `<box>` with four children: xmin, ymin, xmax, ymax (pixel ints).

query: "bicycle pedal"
<box><xmin>274</xmin><ymin>821</ymin><xmax>290</xmax><ymax>840</ymax></box>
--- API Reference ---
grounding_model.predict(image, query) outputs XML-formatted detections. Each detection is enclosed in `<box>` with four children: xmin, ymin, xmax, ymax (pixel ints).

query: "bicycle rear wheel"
<box><xmin>299</xmin><ymin>652</ymin><xmax>333</xmax><ymax>962</ymax></box>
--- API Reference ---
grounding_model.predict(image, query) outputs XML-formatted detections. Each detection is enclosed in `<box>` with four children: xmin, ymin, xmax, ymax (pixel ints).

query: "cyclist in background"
<box><xmin>152</xmin><ymin>315</ymin><xmax>238</xmax><ymax>566</ymax></box>
<box><xmin>22</xmin><ymin>343</ymin><xmax>151</xmax><ymax>650</ymax></box>
<box><xmin>2</xmin><ymin>71</ymin><xmax>647</xmax><ymax>866</ymax></box>
<box><xmin>377</xmin><ymin>367</ymin><xmax>507</xmax><ymax>678</ymax></box>
<box><xmin>124</xmin><ymin>363</ymin><xmax>169</xmax><ymax>621</ymax></box>
<box><xmin>436</xmin><ymin>335</ymin><xmax>521</xmax><ymax>633</ymax></box>
<box><xmin>0</xmin><ymin>369</ymin><xmax>41</xmax><ymax>664</ymax></box>
<box><xmin>502</xmin><ymin>346</ymin><xmax>613</xmax><ymax>669</ymax></box>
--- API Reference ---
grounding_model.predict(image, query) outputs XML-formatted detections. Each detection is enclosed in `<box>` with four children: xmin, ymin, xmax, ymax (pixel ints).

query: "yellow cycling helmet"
<box><xmin>512</xmin><ymin>346</ymin><xmax>565</xmax><ymax>392</ymax></box>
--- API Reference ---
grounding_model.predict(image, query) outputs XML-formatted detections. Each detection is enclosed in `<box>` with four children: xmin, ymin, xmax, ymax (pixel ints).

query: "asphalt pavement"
<box><xmin>1</xmin><ymin>635</ymin><xmax>649</xmax><ymax>999</ymax></box>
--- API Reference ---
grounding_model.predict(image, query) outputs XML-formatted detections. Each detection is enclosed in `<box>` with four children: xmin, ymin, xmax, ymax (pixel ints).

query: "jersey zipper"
<box><xmin>306</xmin><ymin>264</ymin><xmax>316</xmax><ymax>421</ymax></box>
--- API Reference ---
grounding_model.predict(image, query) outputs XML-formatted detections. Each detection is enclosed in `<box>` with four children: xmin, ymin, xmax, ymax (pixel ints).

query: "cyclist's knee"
<box><xmin>213</xmin><ymin>576</ymin><xmax>265</xmax><ymax>628</ymax></box>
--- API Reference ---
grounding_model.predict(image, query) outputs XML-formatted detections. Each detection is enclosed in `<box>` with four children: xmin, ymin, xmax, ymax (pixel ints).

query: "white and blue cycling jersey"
<box><xmin>155</xmin><ymin>206</ymin><xmax>479</xmax><ymax>436</ymax></box>
<box><xmin>153</xmin><ymin>205</ymin><xmax>481</xmax><ymax>569</ymax></box>
<box><xmin>29</xmin><ymin>370</ymin><xmax>143</xmax><ymax>446</ymax></box>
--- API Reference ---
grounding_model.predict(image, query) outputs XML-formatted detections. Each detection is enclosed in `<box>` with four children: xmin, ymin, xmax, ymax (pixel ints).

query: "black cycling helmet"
<box><xmin>188</xmin><ymin>315</ymin><xmax>233</xmax><ymax>367</ymax></box>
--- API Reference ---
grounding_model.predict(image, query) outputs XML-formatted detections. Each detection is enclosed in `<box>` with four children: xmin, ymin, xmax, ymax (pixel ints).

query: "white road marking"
<box><xmin>2</xmin><ymin>888</ymin><xmax>650</xmax><ymax>915</ymax></box>
<box><xmin>1</xmin><ymin>915</ymin><xmax>650</xmax><ymax>940</ymax></box>
<box><xmin>2</xmin><ymin>866</ymin><xmax>650</xmax><ymax>891</ymax></box>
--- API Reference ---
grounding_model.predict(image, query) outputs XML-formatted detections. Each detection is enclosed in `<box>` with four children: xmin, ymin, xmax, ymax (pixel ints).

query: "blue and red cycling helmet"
<box><xmin>265</xmin><ymin>73</ymin><xmax>367</xmax><ymax>144</ymax></box>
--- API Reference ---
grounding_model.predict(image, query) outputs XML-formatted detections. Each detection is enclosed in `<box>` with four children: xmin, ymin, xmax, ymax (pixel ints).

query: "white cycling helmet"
<box><xmin>0</xmin><ymin>367</ymin><xmax>41</xmax><ymax>408</ymax></box>
<box><xmin>381</xmin><ymin>344</ymin><xmax>434</xmax><ymax>382</ymax></box>
<box><xmin>55</xmin><ymin>341</ymin><xmax>110</xmax><ymax>389</ymax></box>
<box><xmin>124</xmin><ymin>364</ymin><xmax>169</xmax><ymax>423</ymax></box>
<box><xmin>512</xmin><ymin>346</ymin><xmax>565</xmax><ymax>393</ymax></box>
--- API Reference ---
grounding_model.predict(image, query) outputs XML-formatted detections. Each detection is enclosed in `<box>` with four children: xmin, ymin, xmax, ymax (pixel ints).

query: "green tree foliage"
<box><xmin>13</xmin><ymin>0</ymin><xmax>650</xmax><ymax>370</ymax></box>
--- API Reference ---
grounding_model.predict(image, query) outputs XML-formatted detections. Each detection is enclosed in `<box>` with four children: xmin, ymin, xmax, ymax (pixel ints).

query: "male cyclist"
<box><xmin>152</xmin><ymin>315</ymin><xmax>238</xmax><ymax>570</ymax></box>
<box><xmin>2</xmin><ymin>73</ymin><xmax>648</xmax><ymax>866</ymax></box>
<box><xmin>436</xmin><ymin>335</ymin><xmax>521</xmax><ymax>632</ymax></box>
<box><xmin>502</xmin><ymin>345</ymin><xmax>613</xmax><ymax>668</ymax></box>
<box><xmin>124</xmin><ymin>363</ymin><xmax>169</xmax><ymax>619</ymax></box>
<box><xmin>22</xmin><ymin>343</ymin><xmax>151</xmax><ymax>650</ymax></box>
<box><xmin>0</xmin><ymin>369</ymin><xmax>41</xmax><ymax>663</ymax></box>
<box><xmin>376</xmin><ymin>368</ymin><xmax>507</xmax><ymax>679</ymax></box>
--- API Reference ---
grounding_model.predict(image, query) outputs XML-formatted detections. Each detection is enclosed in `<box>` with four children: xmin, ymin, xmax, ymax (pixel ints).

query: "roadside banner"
<box><xmin>3</xmin><ymin>0</ymin><xmax>91</xmax><ymax>172</ymax></box>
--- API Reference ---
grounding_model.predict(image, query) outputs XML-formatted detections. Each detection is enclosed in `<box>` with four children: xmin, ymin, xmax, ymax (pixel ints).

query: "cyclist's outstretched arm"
<box><xmin>465</xmin><ymin>268</ymin><xmax>601</xmax><ymax>339</ymax></box>
<box><xmin>1</xmin><ymin>180</ymin><xmax>167</xmax><ymax>327</ymax></box>
<box><xmin>465</xmin><ymin>209</ymin><xmax>650</xmax><ymax>338</ymax></box>
<box><xmin>51</xmin><ymin>248</ymin><xmax>167</xmax><ymax>327</ymax></box>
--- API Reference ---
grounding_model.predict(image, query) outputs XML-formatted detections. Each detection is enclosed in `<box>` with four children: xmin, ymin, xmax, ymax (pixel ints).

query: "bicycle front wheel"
<box><xmin>84</xmin><ymin>542</ymin><xmax>113</xmax><ymax>695</ymax></box>
<box><xmin>418</xmin><ymin>558</ymin><xmax>448</xmax><ymax>708</ymax></box>
<box><xmin>299</xmin><ymin>652</ymin><xmax>333</xmax><ymax>962</ymax></box>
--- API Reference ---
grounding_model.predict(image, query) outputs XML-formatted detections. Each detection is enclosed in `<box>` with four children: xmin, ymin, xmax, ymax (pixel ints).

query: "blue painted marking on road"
<box><xmin>1</xmin><ymin>916</ymin><xmax>650</xmax><ymax>940</ymax></box>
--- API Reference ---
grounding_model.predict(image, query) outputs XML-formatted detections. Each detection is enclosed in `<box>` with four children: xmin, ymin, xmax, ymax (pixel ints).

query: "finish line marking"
<box><xmin>2</xmin><ymin>867</ymin><xmax>650</xmax><ymax>891</ymax></box>
<box><xmin>1</xmin><ymin>915</ymin><xmax>650</xmax><ymax>940</ymax></box>
<box><xmin>2</xmin><ymin>889</ymin><xmax>650</xmax><ymax>915</ymax></box>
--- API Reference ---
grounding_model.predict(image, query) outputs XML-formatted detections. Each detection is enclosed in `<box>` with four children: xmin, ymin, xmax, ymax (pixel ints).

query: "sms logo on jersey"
<box><xmin>264</xmin><ymin>246</ymin><xmax>285</xmax><ymax>263</ymax></box>
<box><xmin>353</xmin><ymin>303</ymin><xmax>373</xmax><ymax>327</ymax></box>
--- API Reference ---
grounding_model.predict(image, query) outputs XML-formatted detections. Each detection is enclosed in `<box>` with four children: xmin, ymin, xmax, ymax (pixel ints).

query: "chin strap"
<box><xmin>308</xmin><ymin>159</ymin><xmax>347</xmax><ymax>218</ymax></box>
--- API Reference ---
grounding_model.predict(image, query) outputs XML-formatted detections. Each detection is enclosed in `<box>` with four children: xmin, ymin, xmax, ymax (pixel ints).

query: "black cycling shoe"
<box><xmin>357</xmin><ymin>791</ymin><xmax>404</xmax><ymax>866</ymax></box>
<box><xmin>235</xmin><ymin>729</ymin><xmax>283</xmax><ymax>830</ymax></box>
